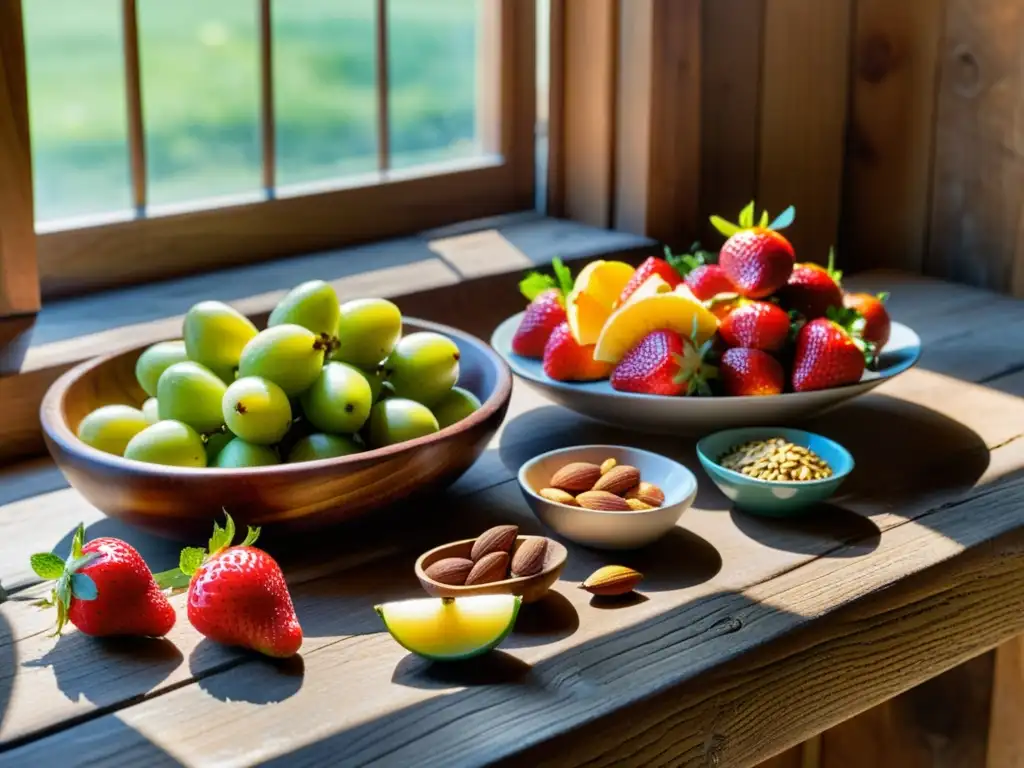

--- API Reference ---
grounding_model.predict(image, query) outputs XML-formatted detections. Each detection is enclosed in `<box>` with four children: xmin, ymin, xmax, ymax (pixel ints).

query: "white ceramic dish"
<box><xmin>491</xmin><ymin>314</ymin><xmax>921</xmax><ymax>434</ymax></box>
<box><xmin>518</xmin><ymin>444</ymin><xmax>698</xmax><ymax>550</ymax></box>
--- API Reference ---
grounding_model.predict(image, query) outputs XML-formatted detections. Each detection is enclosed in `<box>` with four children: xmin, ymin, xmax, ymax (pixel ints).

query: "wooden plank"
<box><xmin>501</xmin><ymin>0</ymin><xmax>536</xmax><ymax>211</ymax></box>
<box><xmin>544</xmin><ymin>0</ymin><xmax>566</xmax><ymax>216</ymax></box>
<box><xmin>258</xmin><ymin>0</ymin><xmax>275</xmax><ymax>191</ymax></box>
<box><xmin>758</xmin><ymin>0</ymin><xmax>852</xmax><ymax>260</ymax></box>
<box><xmin>374</xmin><ymin>0</ymin><xmax>390</xmax><ymax>171</ymax></box>
<box><xmin>699</xmin><ymin>0</ymin><xmax>764</xmax><ymax>244</ymax></box>
<box><xmin>988</xmin><ymin>635</ymin><xmax>1024</xmax><ymax>768</ymax></box>
<box><xmin>612</xmin><ymin>0</ymin><xmax>653</xmax><ymax>234</ymax></box>
<box><xmin>928</xmin><ymin>0</ymin><xmax>1024</xmax><ymax>295</ymax></box>
<box><xmin>121</xmin><ymin>0</ymin><xmax>146</xmax><ymax>212</ymax></box>
<box><xmin>841</xmin><ymin>0</ymin><xmax>945</xmax><ymax>274</ymax></box>
<box><xmin>0</xmin><ymin>0</ymin><xmax>40</xmax><ymax>317</ymax></box>
<box><xmin>756</xmin><ymin>745</ymin><xmax>806</xmax><ymax>768</ymax></box>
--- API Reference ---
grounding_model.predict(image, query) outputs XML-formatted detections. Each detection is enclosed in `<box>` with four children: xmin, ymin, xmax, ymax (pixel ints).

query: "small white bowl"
<box><xmin>517</xmin><ymin>444</ymin><xmax>698</xmax><ymax>550</ymax></box>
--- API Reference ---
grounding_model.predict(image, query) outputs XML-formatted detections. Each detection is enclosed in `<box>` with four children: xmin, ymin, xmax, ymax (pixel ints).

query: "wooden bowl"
<box><xmin>40</xmin><ymin>319</ymin><xmax>512</xmax><ymax>539</ymax></box>
<box><xmin>415</xmin><ymin>535</ymin><xmax>567</xmax><ymax>604</ymax></box>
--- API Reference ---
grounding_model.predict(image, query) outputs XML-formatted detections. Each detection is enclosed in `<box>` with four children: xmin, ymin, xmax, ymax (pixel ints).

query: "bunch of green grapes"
<box><xmin>75</xmin><ymin>280</ymin><xmax>483</xmax><ymax>468</ymax></box>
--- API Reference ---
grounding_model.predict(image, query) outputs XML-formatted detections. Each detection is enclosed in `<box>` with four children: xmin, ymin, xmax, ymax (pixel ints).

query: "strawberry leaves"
<box><xmin>768</xmin><ymin>206</ymin><xmax>795</xmax><ymax>231</ymax></box>
<box><xmin>179</xmin><ymin>548</ymin><xmax>206</xmax><ymax>577</ymax></box>
<box><xmin>175</xmin><ymin>512</ymin><xmax>261</xmax><ymax>580</ymax></box>
<box><xmin>29</xmin><ymin>522</ymin><xmax>101</xmax><ymax>636</ymax></box>
<box><xmin>711</xmin><ymin>201</ymin><xmax>797</xmax><ymax>238</ymax></box>
<box><xmin>30</xmin><ymin>553</ymin><xmax>65</xmax><ymax>580</ymax></box>
<box><xmin>519</xmin><ymin>257</ymin><xmax>573</xmax><ymax>302</ymax></box>
<box><xmin>825</xmin><ymin>305</ymin><xmax>876</xmax><ymax>365</ymax></box>
<box><xmin>665</xmin><ymin>243</ymin><xmax>717</xmax><ymax>278</ymax></box>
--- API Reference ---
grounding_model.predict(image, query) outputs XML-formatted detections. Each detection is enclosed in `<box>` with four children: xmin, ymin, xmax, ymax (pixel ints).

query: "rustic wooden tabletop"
<box><xmin>2</xmin><ymin>271</ymin><xmax>1024</xmax><ymax>767</ymax></box>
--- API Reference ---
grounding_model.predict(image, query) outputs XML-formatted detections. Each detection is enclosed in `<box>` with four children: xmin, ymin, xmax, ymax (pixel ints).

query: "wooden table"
<box><xmin>2</xmin><ymin>271</ymin><xmax>1024</xmax><ymax>767</ymax></box>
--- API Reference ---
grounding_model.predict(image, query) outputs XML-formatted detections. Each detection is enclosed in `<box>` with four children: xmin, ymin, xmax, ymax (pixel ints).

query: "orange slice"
<box><xmin>593</xmin><ymin>292</ymin><xmax>719</xmax><ymax>363</ymax></box>
<box><xmin>566</xmin><ymin>261</ymin><xmax>636</xmax><ymax>344</ymax></box>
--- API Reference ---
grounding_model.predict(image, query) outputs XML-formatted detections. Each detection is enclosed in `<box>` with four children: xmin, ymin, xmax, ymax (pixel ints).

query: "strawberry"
<box><xmin>511</xmin><ymin>258</ymin><xmax>573</xmax><ymax>358</ymax></box>
<box><xmin>778</xmin><ymin>248</ymin><xmax>843</xmax><ymax>320</ymax></box>
<box><xmin>542</xmin><ymin>321</ymin><xmax>613</xmax><ymax>382</ymax></box>
<box><xmin>791</xmin><ymin>308</ymin><xmax>868</xmax><ymax>392</ymax></box>
<box><xmin>711</xmin><ymin>202</ymin><xmax>796</xmax><ymax>298</ymax></box>
<box><xmin>30</xmin><ymin>524</ymin><xmax>175</xmax><ymax>638</ymax></box>
<box><xmin>617</xmin><ymin>250</ymin><xmax>684</xmax><ymax>305</ymax></box>
<box><xmin>178</xmin><ymin>514</ymin><xmax>302</xmax><ymax>658</ymax></box>
<box><xmin>611</xmin><ymin>327</ymin><xmax>716</xmax><ymax>396</ymax></box>
<box><xmin>720</xmin><ymin>348</ymin><xmax>785</xmax><ymax>396</ymax></box>
<box><xmin>718</xmin><ymin>299</ymin><xmax>792</xmax><ymax>352</ymax></box>
<box><xmin>844</xmin><ymin>291</ymin><xmax>891</xmax><ymax>348</ymax></box>
<box><xmin>685</xmin><ymin>264</ymin><xmax>735</xmax><ymax>301</ymax></box>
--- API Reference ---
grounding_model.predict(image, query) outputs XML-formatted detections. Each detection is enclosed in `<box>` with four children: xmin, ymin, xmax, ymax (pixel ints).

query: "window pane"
<box><xmin>23</xmin><ymin>0</ymin><xmax>131</xmax><ymax>223</ymax></box>
<box><xmin>273</xmin><ymin>0</ymin><xmax>378</xmax><ymax>187</ymax></box>
<box><xmin>139</xmin><ymin>0</ymin><xmax>260</xmax><ymax>207</ymax></box>
<box><xmin>388</xmin><ymin>0</ymin><xmax>481</xmax><ymax>170</ymax></box>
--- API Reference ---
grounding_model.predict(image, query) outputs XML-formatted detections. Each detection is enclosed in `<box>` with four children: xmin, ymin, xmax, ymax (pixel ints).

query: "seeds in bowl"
<box><xmin>718</xmin><ymin>437</ymin><xmax>832</xmax><ymax>482</ymax></box>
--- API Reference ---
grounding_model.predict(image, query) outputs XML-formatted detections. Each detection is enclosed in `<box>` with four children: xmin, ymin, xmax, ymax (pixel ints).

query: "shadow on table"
<box><xmin>391</xmin><ymin>650</ymin><xmax>534</xmax><ymax>691</ymax></box>
<box><xmin>190</xmin><ymin>641</ymin><xmax>305</xmax><ymax>705</ymax></box>
<box><xmin>729</xmin><ymin>504</ymin><xmax>882</xmax><ymax>557</ymax></box>
<box><xmin>0</xmin><ymin>613</ymin><xmax>12</xmax><ymax>733</ymax></box>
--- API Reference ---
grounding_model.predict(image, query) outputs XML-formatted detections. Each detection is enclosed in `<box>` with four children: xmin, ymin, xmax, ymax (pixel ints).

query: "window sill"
<box><xmin>0</xmin><ymin>212</ymin><xmax>654</xmax><ymax>464</ymax></box>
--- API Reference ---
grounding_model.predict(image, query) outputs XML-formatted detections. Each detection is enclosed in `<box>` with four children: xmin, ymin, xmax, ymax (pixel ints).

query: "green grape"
<box><xmin>222</xmin><ymin>376</ymin><xmax>292</xmax><ymax>445</ymax></box>
<box><xmin>287</xmin><ymin>433</ymin><xmax>362</xmax><ymax>463</ymax></box>
<box><xmin>183</xmin><ymin>300</ymin><xmax>257</xmax><ymax>372</ymax></box>
<box><xmin>268</xmin><ymin>280</ymin><xmax>340</xmax><ymax>337</ymax></box>
<box><xmin>383</xmin><ymin>332</ymin><xmax>460</xmax><ymax>406</ymax></box>
<box><xmin>124</xmin><ymin>420</ymin><xmax>207</xmax><ymax>467</ymax></box>
<box><xmin>204</xmin><ymin>429</ymin><xmax>234</xmax><ymax>463</ymax></box>
<box><xmin>300</xmin><ymin>362</ymin><xmax>373</xmax><ymax>434</ymax></box>
<box><xmin>333</xmin><ymin>298</ymin><xmax>402</xmax><ymax>368</ymax></box>
<box><xmin>213</xmin><ymin>438</ymin><xmax>279</xmax><ymax>468</ymax></box>
<box><xmin>367</xmin><ymin>398</ymin><xmax>439</xmax><ymax>448</ymax></box>
<box><xmin>431</xmin><ymin>387</ymin><xmax>482</xmax><ymax>429</ymax></box>
<box><xmin>142</xmin><ymin>397</ymin><xmax>160</xmax><ymax>425</ymax></box>
<box><xmin>135</xmin><ymin>340</ymin><xmax>189</xmax><ymax>397</ymax></box>
<box><xmin>237</xmin><ymin>324</ymin><xmax>329</xmax><ymax>397</ymax></box>
<box><xmin>358</xmin><ymin>366</ymin><xmax>386</xmax><ymax>402</ymax></box>
<box><xmin>156</xmin><ymin>361</ymin><xmax>228</xmax><ymax>434</ymax></box>
<box><xmin>77</xmin><ymin>405</ymin><xmax>150</xmax><ymax>456</ymax></box>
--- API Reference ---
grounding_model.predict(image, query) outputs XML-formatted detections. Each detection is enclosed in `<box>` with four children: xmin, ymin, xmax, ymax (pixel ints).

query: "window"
<box><xmin>1</xmin><ymin>0</ymin><xmax>535</xmax><ymax>301</ymax></box>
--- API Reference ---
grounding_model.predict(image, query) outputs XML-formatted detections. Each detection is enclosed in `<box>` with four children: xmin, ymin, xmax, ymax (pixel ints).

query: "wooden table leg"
<box><xmin>988</xmin><ymin>636</ymin><xmax>1024</xmax><ymax>768</ymax></box>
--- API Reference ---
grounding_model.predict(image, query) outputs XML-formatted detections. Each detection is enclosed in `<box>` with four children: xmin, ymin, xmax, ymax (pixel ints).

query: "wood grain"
<box><xmin>758</xmin><ymin>0</ymin><xmax>853</xmax><ymax>260</ymax></box>
<box><xmin>928</xmin><ymin>0</ymin><xmax>1024</xmax><ymax>294</ymax></box>
<box><xmin>988</xmin><ymin>635</ymin><xmax>1024</xmax><ymax>768</ymax></box>
<box><xmin>0</xmin><ymin>0</ymin><xmax>40</xmax><ymax>317</ymax></box>
<box><xmin>121</xmin><ymin>0</ymin><xmax>146</xmax><ymax>212</ymax></box>
<box><xmin>841</xmin><ymin>0</ymin><xmax>945</xmax><ymax>274</ymax></box>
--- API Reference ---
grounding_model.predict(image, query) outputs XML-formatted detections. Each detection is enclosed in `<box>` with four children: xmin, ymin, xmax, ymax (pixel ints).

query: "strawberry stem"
<box><xmin>28</xmin><ymin>522</ymin><xmax>102</xmax><ymax>636</ymax></box>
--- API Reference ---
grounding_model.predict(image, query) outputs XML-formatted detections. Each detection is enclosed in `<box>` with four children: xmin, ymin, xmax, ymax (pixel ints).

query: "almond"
<box><xmin>599</xmin><ymin>458</ymin><xmax>617</xmax><ymax>475</ymax></box>
<box><xmin>549</xmin><ymin>462</ymin><xmax>602</xmax><ymax>493</ymax></box>
<box><xmin>539</xmin><ymin>487</ymin><xmax>578</xmax><ymax>506</ymax></box>
<box><xmin>576</xmin><ymin>490</ymin><xmax>631</xmax><ymax>511</ymax></box>
<box><xmin>511</xmin><ymin>537</ymin><xmax>548</xmax><ymax>577</ymax></box>
<box><xmin>625</xmin><ymin>481</ymin><xmax>665</xmax><ymax>507</ymax></box>
<box><xmin>465</xmin><ymin>551</ymin><xmax>510</xmax><ymax>585</ymax></box>
<box><xmin>580</xmin><ymin>565</ymin><xmax>643</xmax><ymax>596</ymax></box>
<box><xmin>626</xmin><ymin>498</ymin><xmax>654</xmax><ymax>511</ymax></box>
<box><xmin>424</xmin><ymin>557</ymin><xmax>474</xmax><ymax>586</ymax></box>
<box><xmin>592</xmin><ymin>465</ymin><xmax>641</xmax><ymax>495</ymax></box>
<box><xmin>470</xmin><ymin>524</ymin><xmax>518</xmax><ymax>561</ymax></box>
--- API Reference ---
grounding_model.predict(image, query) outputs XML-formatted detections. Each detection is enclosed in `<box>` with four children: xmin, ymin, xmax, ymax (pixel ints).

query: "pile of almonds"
<box><xmin>424</xmin><ymin>525</ymin><xmax>549</xmax><ymax>586</ymax></box>
<box><xmin>539</xmin><ymin>458</ymin><xmax>665</xmax><ymax>511</ymax></box>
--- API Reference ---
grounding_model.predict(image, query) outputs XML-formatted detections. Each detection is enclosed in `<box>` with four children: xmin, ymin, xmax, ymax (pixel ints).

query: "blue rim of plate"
<box><xmin>695</xmin><ymin>427</ymin><xmax>854</xmax><ymax>487</ymax></box>
<box><xmin>490</xmin><ymin>312</ymin><xmax>922</xmax><ymax>401</ymax></box>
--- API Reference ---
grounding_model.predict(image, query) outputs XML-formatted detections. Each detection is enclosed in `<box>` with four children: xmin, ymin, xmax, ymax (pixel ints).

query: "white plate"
<box><xmin>491</xmin><ymin>314</ymin><xmax>921</xmax><ymax>434</ymax></box>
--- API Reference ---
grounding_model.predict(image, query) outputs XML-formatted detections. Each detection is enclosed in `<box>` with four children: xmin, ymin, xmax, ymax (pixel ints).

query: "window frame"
<box><xmin>1</xmin><ymin>0</ymin><xmax>535</xmax><ymax>302</ymax></box>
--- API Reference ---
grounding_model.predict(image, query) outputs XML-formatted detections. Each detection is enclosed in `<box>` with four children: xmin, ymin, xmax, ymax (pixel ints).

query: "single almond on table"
<box><xmin>549</xmin><ymin>462</ymin><xmax>602</xmax><ymax>493</ymax></box>
<box><xmin>465</xmin><ymin>551</ymin><xmax>510</xmax><ymax>585</ymax></box>
<box><xmin>424</xmin><ymin>557</ymin><xmax>474</xmax><ymax>586</ymax></box>
<box><xmin>599</xmin><ymin>458</ymin><xmax>617</xmax><ymax>475</ymax></box>
<box><xmin>592</xmin><ymin>465</ymin><xmax>641</xmax><ymax>495</ymax></box>
<box><xmin>626</xmin><ymin>498</ymin><xmax>654</xmax><ymax>511</ymax></box>
<box><xmin>539</xmin><ymin>487</ymin><xmax>579</xmax><ymax>506</ymax></box>
<box><xmin>511</xmin><ymin>538</ymin><xmax>548</xmax><ymax>577</ymax></box>
<box><xmin>470</xmin><ymin>524</ymin><xmax>519</xmax><ymax>562</ymax></box>
<box><xmin>580</xmin><ymin>565</ymin><xmax>643</xmax><ymax>596</ymax></box>
<box><xmin>625</xmin><ymin>482</ymin><xmax>665</xmax><ymax>507</ymax></box>
<box><xmin>576</xmin><ymin>490</ymin><xmax>632</xmax><ymax>511</ymax></box>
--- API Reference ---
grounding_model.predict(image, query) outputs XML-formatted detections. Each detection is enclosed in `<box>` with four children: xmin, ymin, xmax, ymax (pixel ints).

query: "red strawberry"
<box><xmin>779</xmin><ymin>248</ymin><xmax>843</xmax><ymax>319</ymax></box>
<box><xmin>711</xmin><ymin>203</ymin><xmax>796</xmax><ymax>298</ymax></box>
<box><xmin>178</xmin><ymin>514</ymin><xmax>302</xmax><ymax>658</ymax></box>
<box><xmin>720</xmin><ymin>348</ymin><xmax>785</xmax><ymax>396</ymax></box>
<box><xmin>792</xmin><ymin>309</ymin><xmax>868</xmax><ymax>392</ymax></box>
<box><xmin>718</xmin><ymin>300</ymin><xmax>792</xmax><ymax>352</ymax></box>
<box><xmin>611</xmin><ymin>329</ymin><xmax>717</xmax><ymax>396</ymax></box>
<box><xmin>30</xmin><ymin>524</ymin><xmax>176</xmax><ymax>637</ymax></box>
<box><xmin>618</xmin><ymin>252</ymin><xmax>684</xmax><ymax>305</ymax></box>
<box><xmin>543</xmin><ymin>321</ymin><xmax>613</xmax><ymax>382</ymax></box>
<box><xmin>843</xmin><ymin>291</ymin><xmax>891</xmax><ymax>348</ymax></box>
<box><xmin>512</xmin><ymin>258</ymin><xmax>574</xmax><ymax>358</ymax></box>
<box><xmin>685</xmin><ymin>264</ymin><xmax>735</xmax><ymax>301</ymax></box>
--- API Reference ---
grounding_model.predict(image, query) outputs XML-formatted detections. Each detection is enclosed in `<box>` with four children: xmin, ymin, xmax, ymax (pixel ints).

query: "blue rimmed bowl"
<box><xmin>696</xmin><ymin>427</ymin><xmax>854</xmax><ymax>517</ymax></box>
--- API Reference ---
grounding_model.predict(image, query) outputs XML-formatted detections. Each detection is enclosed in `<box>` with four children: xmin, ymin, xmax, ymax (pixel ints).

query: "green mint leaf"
<box><xmin>71</xmin><ymin>573</ymin><xmax>98</xmax><ymax>601</ymax></box>
<box><xmin>71</xmin><ymin>523</ymin><xmax>86</xmax><ymax>560</ymax></box>
<box><xmin>738</xmin><ymin>201</ymin><xmax>755</xmax><ymax>229</ymax></box>
<box><xmin>30</xmin><ymin>553</ymin><xmax>65</xmax><ymax>580</ymax></box>
<box><xmin>877</xmin><ymin>291</ymin><xmax>890</xmax><ymax>302</ymax></box>
<box><xmin>518</xmin><ymin>272</ymin><xmax>556</xmax><ymax>302</ymax></box>
<box><xmin>758</xmin><ymin>210</ymin><xmax>770</xmax><ymax>228</ymax></box>
<box><xmin>551</xmin><ymin>257</ymin><xmax>574</xmax><ymax>296</ymax></box>
<box><xmin>240</xmin><ymin>526</ymin><xmax>261</xmax><ymax>548</ymax></box>
<box><xmin>768</xmin><ymin>206</ymin><xmax>796</xmax><ymax>231</ymax></box>
<box><xmin>709</xmin><ymin>216</ymin><xmax>742</xmax><ymax>238</ymax></box>
<box><xmin>179</xmin><ymin>548</ymin><xmax>206</xmax><ymax>577</ymax></box>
